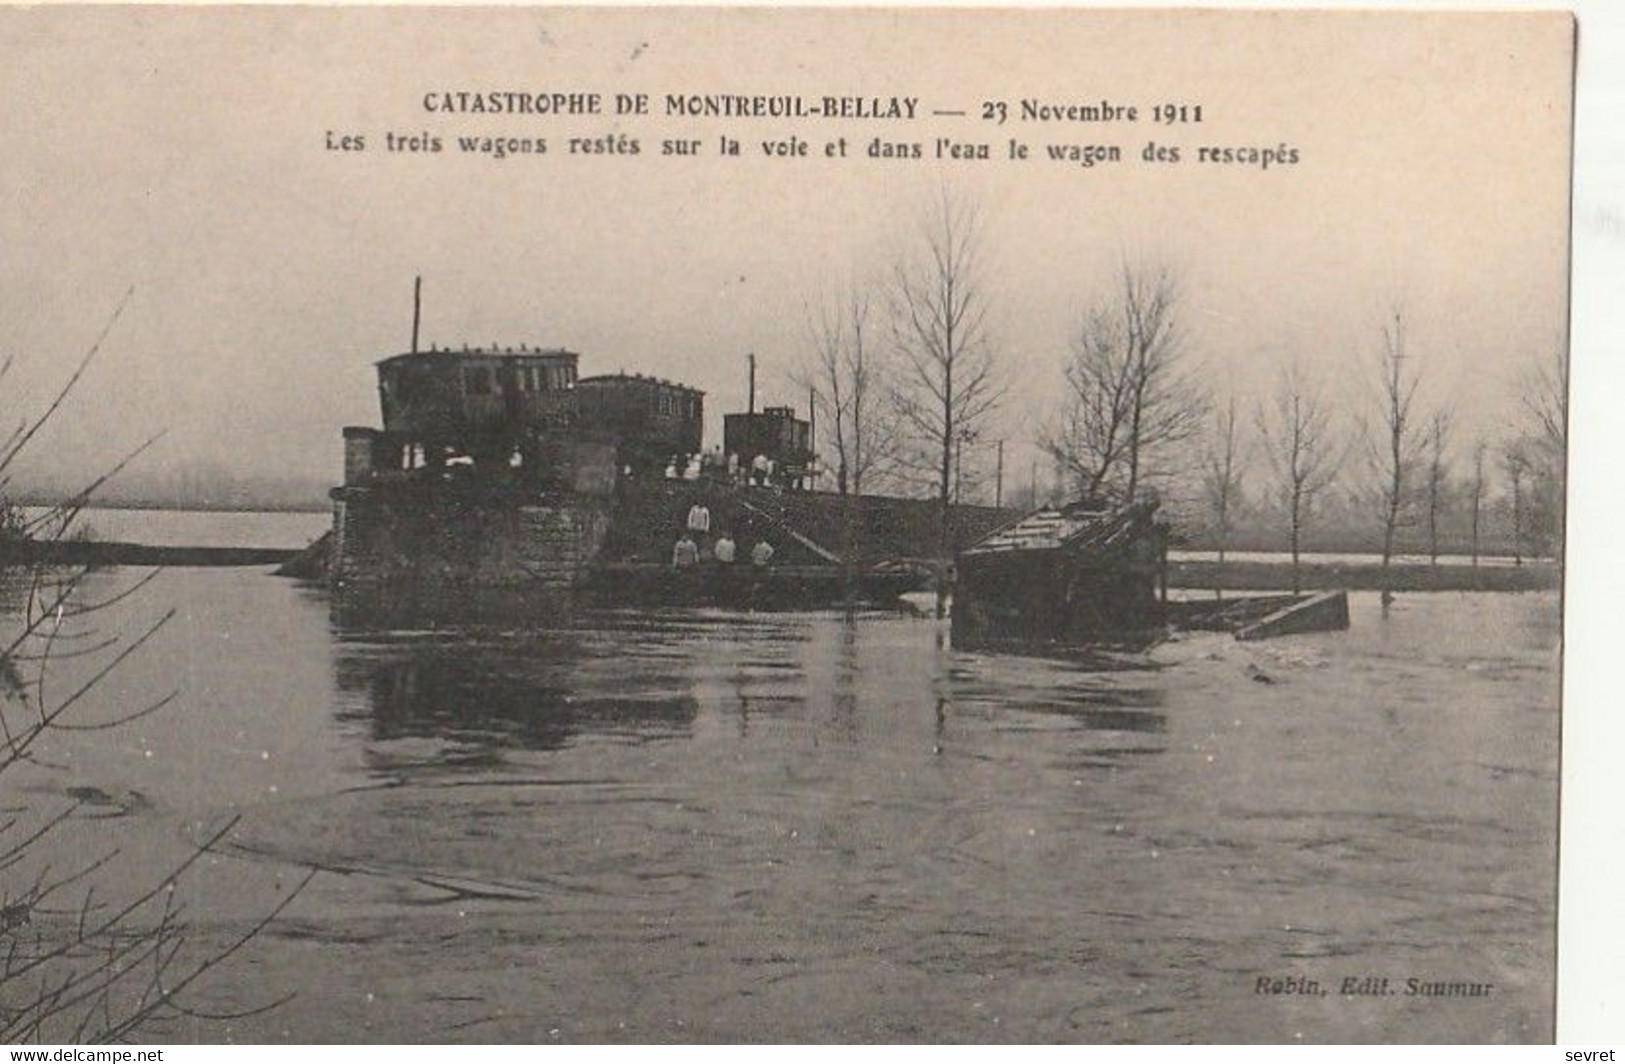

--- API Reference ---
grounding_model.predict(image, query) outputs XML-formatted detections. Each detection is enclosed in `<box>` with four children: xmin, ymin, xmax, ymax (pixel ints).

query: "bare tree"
<box><xmin>1256</xmin><ymin>363</ymin><xmax>1340</xmax><ymax>594</ymax></box>
<box><xmin>1423</xmin><ymin>409</ymin><xmax>1452</xmax><ymax>569</ymax></box>
<box><xmin>799</xmin><ymin>286</ymin><xmax>897</xmax><ymax>497</ymax></box>
<box><xmin>1367</xmin><ymin>311</ymin><xmax>1424</xmax><ymax>606</ymax></box>
<box><xmin>1200</xmin><ymin>394</ymin><xmax>1247</xmax><ymax>597</ymax></box>
<box><xmin>0</xmin><ymin>294</ymin><xmax>309</xmax><ymax>1042</ymax></box>
<box><xmin>1117</xmin><ymin>263</ymin><xmax>1204</xmax><ymax>502</ymax></box>
<box><xmin>1521</xmin><ymin>340</ymin><xmax>1567</xmax><ymax>459</ymax></box>
<box><xmin>1039</xmin><ymin>305</ymin><xmax>1134</xmax><ymax>501</ymax></box>
<box><xmin>1502</xmin><ymin>440</ymin><xmax>1531</xmax><ymax>567</ymax></box>
<box><xmin>1519</xmin><ymin>342</ymin><xmax>1568</xmax><ymax>562</ymax></box>
<box><xmin>890</xmin><ymin>190</ymin><xmax>1003</xmax><ymax>614</ymax></box>
<box><xmin>1469</xmin><ymin>441</ymin><xmax>1487</xmax><ymax>567</ymax></box>
<box><xmin>1039</xmin><ymin>261</ymin><xmax>1204</xmax><ymax>505</ymax></box>
<box><xmin>797</xmin><ymin>284</ymin><xmax>902</xmax><ymax>609</ymax></box>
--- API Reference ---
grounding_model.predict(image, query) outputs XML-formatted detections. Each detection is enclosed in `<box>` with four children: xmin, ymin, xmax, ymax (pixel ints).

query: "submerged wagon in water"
<box><xmin>952</xmin><ymin>497</ymin><xmax>1353</xmax><ymax>651</ymax></box>
<box><xmin>951</xmin><ymin>499</ymin><xmax>1170</xmax><ymax>650</ymax></box>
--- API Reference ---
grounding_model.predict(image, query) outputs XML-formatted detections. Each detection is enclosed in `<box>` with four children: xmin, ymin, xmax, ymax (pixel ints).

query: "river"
<box><xmin>4</xmin><ymin>513</ymin><xmax>1561</xmax><ymax>1043</ymax></box>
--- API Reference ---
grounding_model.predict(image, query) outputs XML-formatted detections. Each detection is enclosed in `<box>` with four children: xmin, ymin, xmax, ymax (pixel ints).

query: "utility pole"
<box><xmin>747</xmin><ymin>352</ymin><xmax>756</xmax><ymax>415</ymax></box>
<box><xmin>995</xmin><ymin>439</ymin><xmax>1004</xmax><ymax>508</ymax></box>
<box><xmin>410</xmin><ymin>275</ymin><xmax>423</xmax><ymax>354</ymax></box>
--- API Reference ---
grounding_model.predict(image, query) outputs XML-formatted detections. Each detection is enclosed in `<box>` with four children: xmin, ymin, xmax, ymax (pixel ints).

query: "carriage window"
<box><xmin>465</xmin><ymin>367</ymin><xmax>492</xmax><ymax>395</ymax></box>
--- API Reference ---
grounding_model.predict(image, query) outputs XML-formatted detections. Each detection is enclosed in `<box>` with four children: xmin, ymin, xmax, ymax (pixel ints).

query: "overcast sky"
<box><xmin>0</xmin><ymin>6</ymin><xmax>1572</xmax><ymax>491</ymax></box>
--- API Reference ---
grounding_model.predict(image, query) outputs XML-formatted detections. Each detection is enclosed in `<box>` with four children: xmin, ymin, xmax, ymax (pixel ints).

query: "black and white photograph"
<box><xmin>0</xmin><ymin>4</ymin><xmax>1578</xmax><ymax>1044</ymax></box>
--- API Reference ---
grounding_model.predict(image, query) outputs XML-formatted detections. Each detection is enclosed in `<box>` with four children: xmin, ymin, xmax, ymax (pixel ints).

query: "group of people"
<box><xmin>670</xmin><ymin>499</ymin><xmax>775</xmax><ymax>570</ymax></box>
<box><xmin>662</xmin><ymin>446</ymin><xmax>729</xmax><ymax>483</ymax></box>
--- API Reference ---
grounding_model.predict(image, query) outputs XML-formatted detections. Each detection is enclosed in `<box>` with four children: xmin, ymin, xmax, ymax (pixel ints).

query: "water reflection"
<box><xmin>327</xmin><ymin>584</ymin><xmax>579</xmax><ymax>631</ymax></box>
<box><xmin>337</xmin><ymin>649</ymin><xmax>699</xmax><ymax>751</ymax></box>
<box><xmin>327</xmin><ymin>594</ymin><xmax>1172</xmax><ymax>778</ymax></box>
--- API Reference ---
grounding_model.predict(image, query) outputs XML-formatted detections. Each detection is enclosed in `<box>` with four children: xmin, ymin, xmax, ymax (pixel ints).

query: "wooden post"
<box><xmin>747</xmin><ymin>352</ymin><xmax>756</xmax><ymax>415</ymax></box>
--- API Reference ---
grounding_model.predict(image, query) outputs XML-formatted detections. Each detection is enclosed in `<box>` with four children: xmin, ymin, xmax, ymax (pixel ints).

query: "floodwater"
<box><xmin>8</xmin><ymin>553</ymin><xmax>1560</xmax><ymax>1042</ymax></box>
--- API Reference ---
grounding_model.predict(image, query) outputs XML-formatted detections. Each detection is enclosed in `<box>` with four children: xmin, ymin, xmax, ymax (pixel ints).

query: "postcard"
<box><xmin>0</xmin><ymin>6</ymin><xmax>1573</xmax><ymax>1044</ymax></box>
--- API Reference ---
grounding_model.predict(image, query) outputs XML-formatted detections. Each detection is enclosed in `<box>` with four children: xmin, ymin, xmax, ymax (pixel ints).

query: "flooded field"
<box><xmin>9</xmin><ymin>566</ymin><xmax>1559</xmax><ymax>1043</ymax></box>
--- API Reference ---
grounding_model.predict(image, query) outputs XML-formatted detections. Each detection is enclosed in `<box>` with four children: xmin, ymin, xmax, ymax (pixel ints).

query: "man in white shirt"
<box><xmin>751</xmin><ymin>539</ymin><xmax>775</xmax><ymax>568</ymax></box>
<box><xmin>687</xmin><ymin>502</ymin><xmax>711</xmax><ymax>533</ymax></box>
<box><xmin>713</xmin><ymin>532</ymin><xmax>736</xmax><ymax>564</ymax></box>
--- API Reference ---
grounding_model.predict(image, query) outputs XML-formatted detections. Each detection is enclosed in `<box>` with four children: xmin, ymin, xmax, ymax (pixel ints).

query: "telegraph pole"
<box><xmin>747</xmin><ymin>352</ymin><xmax>756</xmax><ymax>415</ymax></box>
